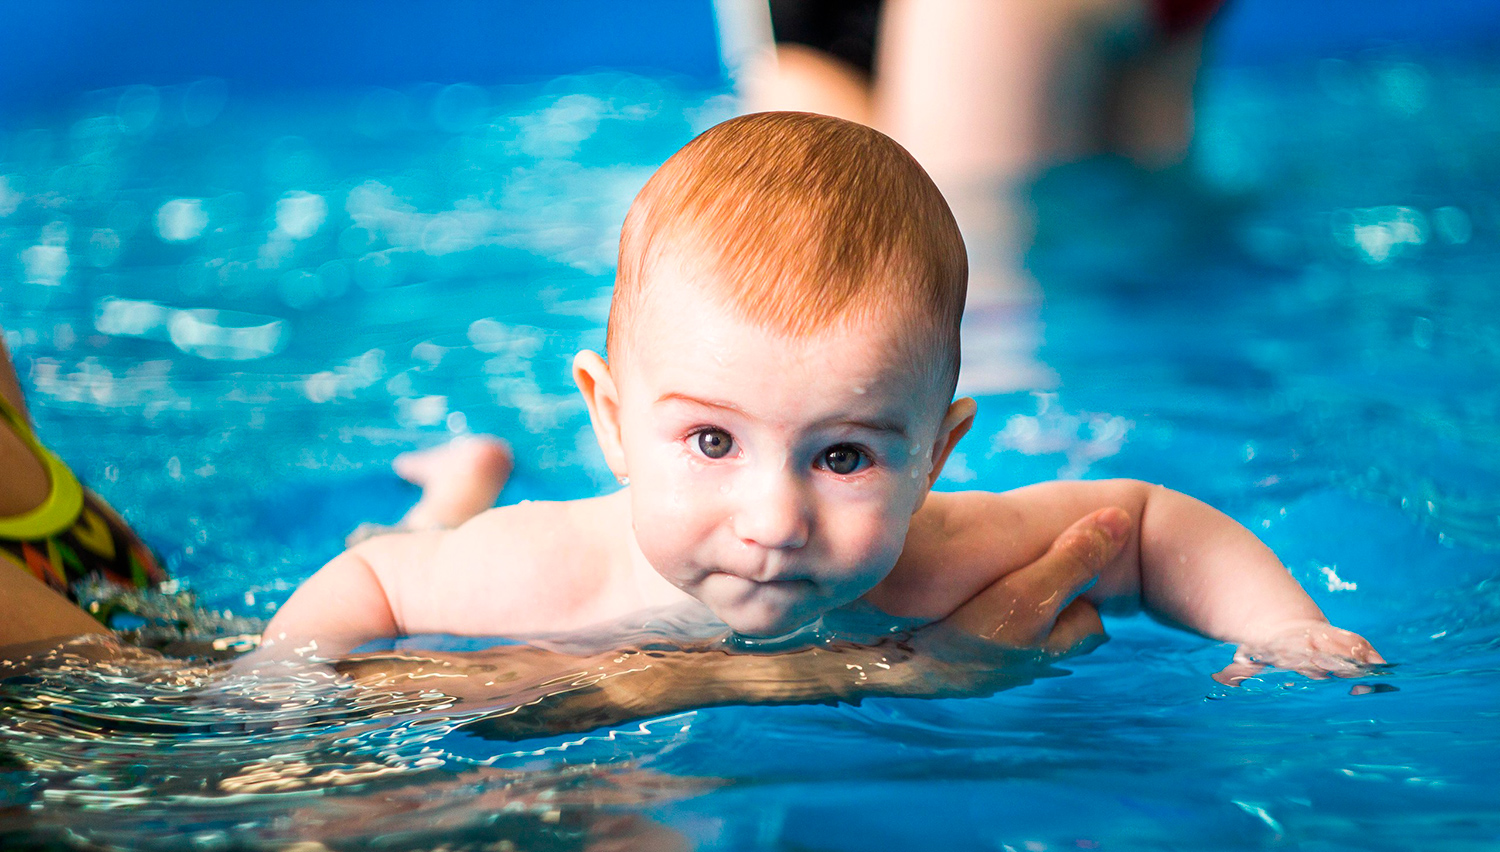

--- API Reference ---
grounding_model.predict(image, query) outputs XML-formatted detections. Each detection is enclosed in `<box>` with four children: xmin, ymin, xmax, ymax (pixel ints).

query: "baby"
<box><xmin>267</xmin><ymin>112</ymin><xmax>1381</xmax><ymax>680</ymax></box>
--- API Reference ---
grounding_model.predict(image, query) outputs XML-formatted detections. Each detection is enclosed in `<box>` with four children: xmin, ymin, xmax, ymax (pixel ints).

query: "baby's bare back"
<box><xmin>367</xmin><ymin>491</ymin><xmax>685</xmax><ymax>637</ymax></box>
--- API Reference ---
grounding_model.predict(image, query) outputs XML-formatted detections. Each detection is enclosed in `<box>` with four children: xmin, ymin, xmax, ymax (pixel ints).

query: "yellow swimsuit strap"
<box><xmin>0</xmin><ymin>394</ymin><xmax>84</xmax><ymax>540</ymax></box>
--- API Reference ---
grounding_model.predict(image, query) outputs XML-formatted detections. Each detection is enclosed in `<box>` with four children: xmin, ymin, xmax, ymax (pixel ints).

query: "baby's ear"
<box><xmin>926</xmin><ymin>397</ymin><xmax>977</xmax><ymax>492</ymax></box>
<box><xmin>572</xmin><ymin>350</ymin><xmax>628</xmax><ymax>480</ymax></box>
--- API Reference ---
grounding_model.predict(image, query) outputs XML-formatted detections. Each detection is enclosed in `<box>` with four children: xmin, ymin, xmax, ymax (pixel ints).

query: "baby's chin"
<box><xmin>704</xmin><ymin>586</ymin><xmax>825</xmax><ymax>639</ymax></box>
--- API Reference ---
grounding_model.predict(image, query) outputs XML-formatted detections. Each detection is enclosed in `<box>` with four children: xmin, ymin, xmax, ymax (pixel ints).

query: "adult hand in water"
<box><xmin>939</xmin><ymin>505</ymin><xmax>1121</xmax><ymax>653</ymax></box>
<box><xmin>333</xmin><ymin>508</ymin><xmax>1126</xmax><ymax>739</ymax></box>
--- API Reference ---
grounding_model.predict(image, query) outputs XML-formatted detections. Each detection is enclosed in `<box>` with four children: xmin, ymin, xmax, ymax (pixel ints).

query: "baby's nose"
<box><xmin>733</xmin><ymin>470</ymin><xmax>811</xmax><ymax>550</ymax></box>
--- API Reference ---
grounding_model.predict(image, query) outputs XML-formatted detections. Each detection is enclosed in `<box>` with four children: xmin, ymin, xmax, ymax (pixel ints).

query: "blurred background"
<box><xmin>3</xmin><ymin>1</ymin><xmax>1499</xmax><ymax>108</ymax></box>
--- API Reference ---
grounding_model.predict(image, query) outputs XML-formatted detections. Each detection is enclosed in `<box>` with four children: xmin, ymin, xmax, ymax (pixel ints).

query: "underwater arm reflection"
<box><xmin>334</xmin><ymin>636</ymin><xmax>1043</xmax><ymax>742</ymax></box>
<box><xmin>331</xmin><ymin>511</ymin><xmax>1121</xmax><ymax>740</ymax></box>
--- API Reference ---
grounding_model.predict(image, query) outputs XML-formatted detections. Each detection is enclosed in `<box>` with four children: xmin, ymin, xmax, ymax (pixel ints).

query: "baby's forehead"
<box><xmin>626</xmin><ymin>284</ymin><xmax>949</xmax><ymax>397</ymax></box>
<box><xmin>645</xmin><ymin>244</ymin><xmax>927</xmax><ymax>325</ymax></box>
<box><xmin>639</xmin><ymin>271</ymin><xmax>930</xmax><ymax>351</ymax></box>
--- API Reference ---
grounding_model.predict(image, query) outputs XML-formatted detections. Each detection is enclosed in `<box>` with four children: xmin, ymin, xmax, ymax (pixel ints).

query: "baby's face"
<box><xmin>597</xmin><ymin>274</ymin><xmax>967</xmax><ymax>637</ymax></box>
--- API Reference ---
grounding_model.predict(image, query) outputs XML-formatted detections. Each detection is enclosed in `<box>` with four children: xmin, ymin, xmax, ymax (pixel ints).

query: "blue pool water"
<box><xmin>3</xmin><ymin>51</ymin><xmax>1500</xmax><ymax>852</ymax></box>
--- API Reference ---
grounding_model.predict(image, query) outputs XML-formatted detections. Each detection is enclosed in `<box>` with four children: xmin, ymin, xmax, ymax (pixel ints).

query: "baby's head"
<box><xmin>575</xmin><ymin>112</ymin><xmax>974</xmax><ymax>636</ymax></box>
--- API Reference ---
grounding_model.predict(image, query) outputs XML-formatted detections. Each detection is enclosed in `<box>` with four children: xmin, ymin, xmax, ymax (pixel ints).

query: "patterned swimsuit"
<box><xmin>0</xmin><ymin>395</ymin><xmax>166</xmax><ymax>619</ymax></box>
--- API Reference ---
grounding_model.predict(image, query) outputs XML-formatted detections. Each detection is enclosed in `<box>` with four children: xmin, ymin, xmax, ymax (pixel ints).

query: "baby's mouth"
<box><xmin>708</xmin><ymin>569</ymin><xmax>814</xmax><ymax>589</ymax></box>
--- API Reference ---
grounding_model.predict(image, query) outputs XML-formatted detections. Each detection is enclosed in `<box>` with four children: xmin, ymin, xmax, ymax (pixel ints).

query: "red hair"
<box><xmin>608</xmin><ymin>111</ymin><xmax>967</xmax><ymax>391</ymax></box>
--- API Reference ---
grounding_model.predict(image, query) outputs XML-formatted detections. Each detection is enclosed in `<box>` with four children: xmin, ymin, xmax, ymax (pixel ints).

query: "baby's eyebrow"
<box><xmin>831</xmin><ymin>418</ymin><xmax>910</xmax><ymax>439</ymax></box>
<box><xmin>656</xmin><ymin>392</ymin><xmax>909</xmax><ymax>439</ymax></box>
<box><xmin>655</xmin><ymin>392</ymin><xmax>746</xmax><ymax>415</ymax></box>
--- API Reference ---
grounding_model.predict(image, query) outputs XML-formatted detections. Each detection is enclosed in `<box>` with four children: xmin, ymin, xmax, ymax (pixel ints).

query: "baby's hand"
<box><xmin>1214</xmin><ymin>619</ymin><xmax>1386</xmax><ymax>686</ymax></box>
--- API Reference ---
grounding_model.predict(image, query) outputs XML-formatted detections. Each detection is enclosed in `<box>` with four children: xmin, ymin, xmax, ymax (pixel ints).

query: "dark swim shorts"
<box><xmin>768</xmin><ymin>0</ymin><xmax>1225</xmax><ymax>78</ymax></box>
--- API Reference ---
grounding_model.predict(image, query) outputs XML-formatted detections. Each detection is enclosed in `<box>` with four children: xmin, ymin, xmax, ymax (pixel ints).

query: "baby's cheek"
<box><xmin>833</xmin><ymin>507</ymin><xmax>908</xmax><ymax>580</ymax></box>
<box><xmin>648</xmin><ymin>452</ymin><xmax>722</xmax><ymax>512</ymax></box>
<box><xmin>634</xmin><ymin>502</ymin><xmax>684</xmax><ymax>550</ymax></box>
<box><xmin>631</xmin><ymin>489</ymin><xmax>712</xmax><ymax>575</ymax></box>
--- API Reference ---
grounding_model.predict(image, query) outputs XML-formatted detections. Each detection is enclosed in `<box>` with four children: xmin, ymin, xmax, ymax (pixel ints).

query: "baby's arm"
<box><xmin>1109</xmin><ymin>481</ymin><xmax>1320</xmax><ymax>643</ymax></box>
<box><xmin>1120</xmin><ymin>481</ymin><xmax>1386</xmax><ymax>679</ymax></box>
<box><xmin>261</xmin><ymin>531</ymin><xmax>443</xmax><ymax>656</ymax></box>
<box><xmin>907</xmin><ymin>480</ymin><xmax>1383</xmax><ymax>678</ymax></box>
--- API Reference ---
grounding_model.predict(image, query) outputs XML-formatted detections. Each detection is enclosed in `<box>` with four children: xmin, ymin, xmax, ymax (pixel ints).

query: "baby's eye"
<box><xmin>696</xmin><ymin>428</ymin><xmax>734</xmax><ymax>459</ymax></box>
<box><xmin>820</xmin><ymin>444</ymin><xmax>869</xmax><ymax>475</ymax></box>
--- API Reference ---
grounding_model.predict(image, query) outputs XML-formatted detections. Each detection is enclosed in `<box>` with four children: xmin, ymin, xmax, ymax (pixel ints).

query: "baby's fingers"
<box><xmin>1213</xmin><ymin>646</ymin><xmax>1269</xmax><ymax>686</ymax></box>
<box><xmin>1213</xmin><ymin>659</ymin><xmax>1265</xmax><ymax>687</ymax></box>
<box><xmin>1324</xmin><ymin>632</ymin><xmax>1386</xmax><ymax>666</ymax></box>
<box><xmin>1299</xmin><ymin>627</ymin><xmax>1387</xmax><ymax>675</ymax></box>
<box><xmin>1219</xmin><ymin>626</ymin><xmax>1389</xmax><ymax>686</ymax></box>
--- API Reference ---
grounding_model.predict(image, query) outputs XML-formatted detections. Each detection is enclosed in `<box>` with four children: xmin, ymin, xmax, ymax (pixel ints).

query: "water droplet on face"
<box><xmin>909</xmin><ymin>442</ymin><xmax>924</xmax><ymax>456</ymax></box>
<box><xmin>852</xmin><ymin>386</ymin><xmax>866</xmax><ymax>395</ymax></box>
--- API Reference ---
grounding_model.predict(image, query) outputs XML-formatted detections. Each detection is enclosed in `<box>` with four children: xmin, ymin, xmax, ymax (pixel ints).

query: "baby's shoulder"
<box><xmin>902</xmin><ymin>488</ymin><xmax>1035</xmax><ymax>554</ymax></box>
<box><xmin>437</xmin><ymin>495</ymin><xmax>617</xmax><ymax>585</ymax></box>
<box><xmin>869</xmin><ymin>484</ymin><xmax>1100</xmax><ymax>618</ymax></box>
<box><xmin>872</xmin><ymin>480</ymin><xmax>1153</xmax><ymax>619</ymax></box>
<box><xmin>445</xmin><ymin>496</ymin><xmax>597</xmax><ymax>551</ymax></box>
<box><xmin>911</xmin><ymin>480</ymin><xmax>1147</xmax><ymax>543</ymax></box>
